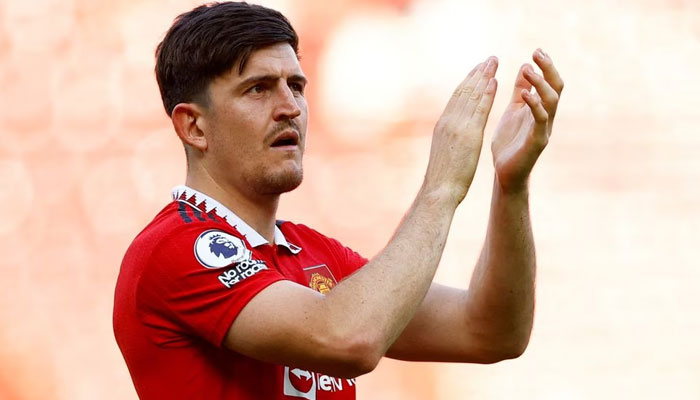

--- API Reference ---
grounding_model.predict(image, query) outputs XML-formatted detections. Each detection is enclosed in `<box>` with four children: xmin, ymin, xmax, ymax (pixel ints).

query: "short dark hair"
<box><xmin>155</xmin><ymin>2</ymin><xmax>299</xmax><ymax>116</ymax></box>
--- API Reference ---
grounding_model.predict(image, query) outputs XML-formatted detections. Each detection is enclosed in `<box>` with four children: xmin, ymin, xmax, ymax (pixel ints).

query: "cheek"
<box><xmin>209</xmin><ymin>116</ymin><xmax>256</xmax><ymax>155</ymax></box>
<box><xmin>296</xmin><ymin>101</ymin><xmax>309</xmax><ymax>140</ymax></box>
<box><xmin>298</xmin><ymin>98</ymin><xmax>309</xmax><ymax>121</ymax></box>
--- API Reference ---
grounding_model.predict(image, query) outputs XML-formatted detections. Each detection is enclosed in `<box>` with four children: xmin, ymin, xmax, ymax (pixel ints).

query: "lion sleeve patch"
<box><xmin>194</xmin><ymin>229</ymin><xmax>267</xmax><ymax>288</ymax></box>
<box><xmin>194</xmin><ymin>230</ymin><xmax>252</xmax><ymax>269</ymax></box>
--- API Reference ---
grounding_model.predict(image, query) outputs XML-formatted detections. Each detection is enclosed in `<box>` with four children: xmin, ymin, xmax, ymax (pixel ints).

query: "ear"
<box><xmin>171</xmin><ymin>103</ymin><xmax>208</xmax><ymax>152</ymax></box>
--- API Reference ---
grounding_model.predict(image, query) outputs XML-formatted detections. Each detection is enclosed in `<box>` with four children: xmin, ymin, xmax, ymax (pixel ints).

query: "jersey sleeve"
<box><xmin>329</xmin><ymin>237</ymin><xmax>368</xmax><ymax>279</ymax></box>
<box><xmin>287</xmin><ymin>222</ymin><xmax>369</xmax><ymax>280</ymax></box>
<box><xmin>135</xmin><ymin>224</ymin><xmax>285</xmax><ymax>347</ymax></box>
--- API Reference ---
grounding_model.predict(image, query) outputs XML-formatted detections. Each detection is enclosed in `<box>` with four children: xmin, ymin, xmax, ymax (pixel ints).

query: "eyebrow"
<box><xmin>237</xmin><ymin>74</ymin><xmax>308</xmax><ymax>90</ymax></box>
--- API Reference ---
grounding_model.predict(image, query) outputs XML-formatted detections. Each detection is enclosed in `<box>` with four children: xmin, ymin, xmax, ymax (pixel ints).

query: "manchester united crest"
<box><xmin>302</xmin><ymin>264</ymin><xmax>338</xmax><ymax>294</ymax></box>
<box><xmin>309</xmin><ymin>273</ymin><xmax>334</xmax><ymax>294</ymax></box>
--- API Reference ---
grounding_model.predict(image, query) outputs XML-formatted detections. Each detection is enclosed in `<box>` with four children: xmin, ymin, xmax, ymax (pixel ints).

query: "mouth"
<box><xmin>270</xmin><ymin>130</ymin><xmax>300</xmax><ymax>149</ymax></box>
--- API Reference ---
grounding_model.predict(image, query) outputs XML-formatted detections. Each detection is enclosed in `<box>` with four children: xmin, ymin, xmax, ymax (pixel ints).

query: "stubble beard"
<box><xmin>247</xmin><ymin>120</ymin><xmax>306</xmax><ymax>195</ymax></box>
<box><xmin>250</xmin><ymin>158</ymin><xmax>304</xmax><ymax>196</ymax></box>
<box><xmin>257</xmin><ymin>120</ymin><xmax>305</xmax><ymax>195</ymax></box>
<box><xmin>255</xmin><ymin>168</ymin><xmax>304</xmax><ymax>195</ymax></box>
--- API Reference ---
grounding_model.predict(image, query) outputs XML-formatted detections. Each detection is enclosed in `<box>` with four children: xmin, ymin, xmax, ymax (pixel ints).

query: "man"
<box><xmin>113</xmin><ymin>2</ymin><xmax>563</xmax><ymax>399</ymax></box>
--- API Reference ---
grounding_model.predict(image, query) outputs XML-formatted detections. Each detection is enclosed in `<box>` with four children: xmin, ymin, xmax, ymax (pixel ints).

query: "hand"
<box><xmin>491</xmin><ymin>49</ymin><xmax>564</xmax><ymax>193</ymax></box>
<box><xmin>424</xmin><ymin>57</ymin><xmax>499</xmax><ymax>204</ymax></box>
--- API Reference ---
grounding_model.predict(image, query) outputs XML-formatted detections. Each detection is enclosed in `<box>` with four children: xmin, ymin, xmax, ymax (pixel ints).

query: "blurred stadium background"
<box><xmin>0</xmin><ymin>0</ymin><xmax>699</xmax><ymax>398</ymax></box>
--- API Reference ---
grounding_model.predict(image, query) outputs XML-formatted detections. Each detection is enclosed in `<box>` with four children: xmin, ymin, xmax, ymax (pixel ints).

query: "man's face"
<box><xmin>201</xmin><ymin>42</ymin><xmax>308</xmax><ymax>197</ymax></box>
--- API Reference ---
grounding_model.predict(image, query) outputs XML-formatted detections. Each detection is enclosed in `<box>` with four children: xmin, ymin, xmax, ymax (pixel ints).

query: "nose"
<box><xmin>273</xmin><ymin>82</ymin><xmax>302</xmax><ymax>121</ymax></box>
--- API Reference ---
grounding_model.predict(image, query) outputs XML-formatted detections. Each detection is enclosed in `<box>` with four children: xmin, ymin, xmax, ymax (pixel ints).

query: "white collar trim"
<box><xmin>172</xmin><ymin>185</ymin><xmax>301</xmax><ymax>254</ymax></box>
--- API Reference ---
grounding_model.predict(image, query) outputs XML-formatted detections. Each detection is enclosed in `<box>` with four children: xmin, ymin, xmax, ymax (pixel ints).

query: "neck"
<box><xmin>185</xmin><ymin>168</ymin><xmax>280</xmax><ymax>244</ymax></box>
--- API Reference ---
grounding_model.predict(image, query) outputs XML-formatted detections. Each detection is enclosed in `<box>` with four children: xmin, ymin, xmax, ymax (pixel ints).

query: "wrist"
<box><xmin>494</xmin><ymin>174</ymin><xmax>530</xmax><ymax>199</ymax></box>
<box><xmin>417</xmin><ymin>181</ymin><xmax>463</xmax><ymax>210</ymax></box>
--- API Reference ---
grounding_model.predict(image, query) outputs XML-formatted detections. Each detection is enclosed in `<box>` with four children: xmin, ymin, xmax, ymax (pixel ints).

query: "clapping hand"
<box><xmin>491</xmin><ymin>49</ymin><xmax>564</xmax><ymax>193</ymax></box>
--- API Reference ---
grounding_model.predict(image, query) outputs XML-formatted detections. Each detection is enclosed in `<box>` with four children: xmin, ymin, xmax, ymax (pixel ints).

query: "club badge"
<box><xmin>194</xmin><ymin>229</ymin><xmax>251</xmax><ymax>269</ymax></box>
<box><xmin>303</xmin><ymin>264</ymin><xmax>337</xmax><ymax>294</ymax></box>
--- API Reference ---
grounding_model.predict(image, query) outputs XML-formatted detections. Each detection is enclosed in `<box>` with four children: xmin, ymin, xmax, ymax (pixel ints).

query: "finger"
<box><xmin>522</xmin><ymin>89</ymin><xmax>548</xmax><ymax>124</ymax></box>
<box><xmin>448</xmin><ymin>57</ymin><xmax>495</xmax><ymax>116</ymax></box>
<box><xmin>470</xmin><ymin>78</ymin><xmax>498</xmax><ymax>128</ymax></box>
<box><xmin>464</xmin><ymin>57</ymin><xmax>498</xmax><ymax>118</ymax></box>
<box><xmin>482</xmin><ymin>56</ymin><xmax>499</xmax><ymax>80</ymax></box>
<box><xmin>461</xmin><ymin>59</ymin><xmax>490</xmax><ymax>100</ymax></box>
<box><xmin>523</xmin><ymin>64</ymin><xmax>559</xmax><ymax>116</ymax></box>
<box><xmin>466</xmin><ymin>61</ymin><xmax>482</xmax><ymax>80</ymax></box>
<box><xmin>446</xmin><ymin>61</ymin><xmax>485</xmax><ymax>114</ymax></box>
<box><xmin>455</xmin><ymin>60</ymin><xmax>488</xmax><ymax>97</ymax></box>
<box><xmin>533</xmin><ymin>48</ymin><xmax>564</xmax><ymax>95</ymax></box>
<box><xmin>510</xmin><ymin>64</ymin><xmax>533</xmax><ymax>105</ymax></box>
<box><xmin>522</xmin><ymin>89</ymin><xmax>550</xmax><ymax>145</ymax></box>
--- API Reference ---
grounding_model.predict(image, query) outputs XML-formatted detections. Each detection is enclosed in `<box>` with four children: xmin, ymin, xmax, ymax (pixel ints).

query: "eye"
<box><xmin>248</xmin><ymin>84</ymin><xmax>267</xmax><ymax>94</ymax></box>
<box><xmin>289</xmin><ymin>82</ymin><xmax>305</xmax><ymax>95</ymax></box>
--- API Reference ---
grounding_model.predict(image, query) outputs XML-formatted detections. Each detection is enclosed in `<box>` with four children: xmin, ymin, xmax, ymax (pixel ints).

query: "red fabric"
<box><xmin>113</xmin><ymin>200</ymin><xmax>367</xmax><ymax>400</ymax></box>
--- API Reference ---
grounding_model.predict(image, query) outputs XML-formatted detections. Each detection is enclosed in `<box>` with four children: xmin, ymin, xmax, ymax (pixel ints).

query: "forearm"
<box><xmin>226</xmin><ymin>59</ymin><xmax>499</xmax><ymax>376</ymax></box>
<box><xmin>465</xmin><ymin>176</ymin><xmax>536</xmax><ymax>354</ymax></box>
<box><xmin>317</xmin><ymin>58</ymin><xmax>498</xmax><ymax>363</ymax></box>
<box><xmin>323</xmin><ymin>185</ymin><xmax>458</xmax><ymax>359</ymax></box>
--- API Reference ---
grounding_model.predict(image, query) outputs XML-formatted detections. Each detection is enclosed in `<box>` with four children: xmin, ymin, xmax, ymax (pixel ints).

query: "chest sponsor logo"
<box><xmin>194</xmin><ymin>229</ymin><xmax>251</xmax><ymax>269</ymax></box>
<box><xmin>283</xmin><ymin>366</ymin><xmax>355</xmax><ymax>399</ymax></box>
<box><xmin>217</xmin><ymin>259</ymin><xmax>268</xmax><ymax>289</ymax></box>
<box><xmin>302</xmin><ymin>264</ymin><xmax>338</xmax><ymax>294</ymax></box>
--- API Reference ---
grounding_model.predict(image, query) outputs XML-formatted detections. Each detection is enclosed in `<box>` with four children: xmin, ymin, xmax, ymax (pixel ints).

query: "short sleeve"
<box><xmin>136</xmin><ymin>224</ymin><xmax>285</xmax><ymax>347</ymax></box>
<box><xmin>332</xmin><ymin>239</ymin><xmax>368</xmax><ymax>279</ymax></box>
<box><xmin>282</xmin><ymin>222</ymin><xmax>369</xmax><ymax>281</ymax></box>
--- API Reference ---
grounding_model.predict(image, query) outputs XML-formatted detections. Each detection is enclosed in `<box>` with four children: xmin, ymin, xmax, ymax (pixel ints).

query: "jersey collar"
<box><xmin>172</xmin><ymin>185</ymin><xmax>302</xmax><ymax>254</ymax></box>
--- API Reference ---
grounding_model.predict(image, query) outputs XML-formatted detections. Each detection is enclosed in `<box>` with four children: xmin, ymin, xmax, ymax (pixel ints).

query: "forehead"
<box><xmin>235</xmin><ymin>42</ymin><xmax>304</xmax><ymax>81</ymax></box>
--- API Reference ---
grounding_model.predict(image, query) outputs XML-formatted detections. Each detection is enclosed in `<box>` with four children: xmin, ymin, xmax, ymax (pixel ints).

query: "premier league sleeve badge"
<box><xmin>194</xmin><ymin>230</ymin><xmax>252</xmax><ymax>269</ymax></box>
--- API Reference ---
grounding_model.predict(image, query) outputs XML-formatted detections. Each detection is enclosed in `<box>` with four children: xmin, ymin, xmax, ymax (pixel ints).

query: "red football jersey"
<box><xmin>113</xmin><ymin>186</ymin><xmax>367</xmax><ymax>399</ymax></box>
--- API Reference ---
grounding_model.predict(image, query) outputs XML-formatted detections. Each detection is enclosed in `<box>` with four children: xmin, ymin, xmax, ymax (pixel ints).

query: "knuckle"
<box><xmin>545</xmin><ymin>92</ymin><xmax>559</xmax><ymax>104</ymax></box>
<box><xmin>475</xmin><ymin>104</ymin><xmax>487</xmax><ymax>115</ymax></box>
<box><xmin>435</xmin><ymin>117</ymin><xmax>451</xmax><ymax>132</ymax></box>
<box><xmin>531</xmin><ymin>130</ymin><xmax>549</xmax><ymax>147</ymax></box>
<box><xmin>453</xmin><ymin>86</ymin><xmax>472</xmax><ymax>98</ymax></box>
<box><xmin>555</xmin><ymin>80</ymin><xmax>564</xmax><ymax>92</ymax></box>
<box><xmin>525</xmin><ymin>69</ymin><xmax>541</xmax><ymax>82</ymax></box>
